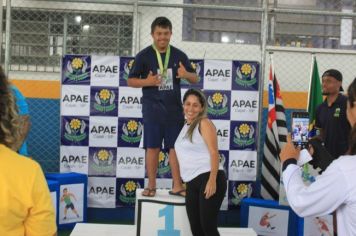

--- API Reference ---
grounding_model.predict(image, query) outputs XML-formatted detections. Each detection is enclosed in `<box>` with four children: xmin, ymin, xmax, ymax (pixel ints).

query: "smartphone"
<box><xmin>291</xmin><ymin>112</ymin><xmax>309</xmax><ymax>149</ymax></box>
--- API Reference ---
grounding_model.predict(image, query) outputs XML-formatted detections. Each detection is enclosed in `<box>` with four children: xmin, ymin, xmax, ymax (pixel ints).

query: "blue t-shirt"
<box><xmin>11</xmin><ymin>85</ymin><xmax>29</xmax><ymax>156</ymax></box>
<box><xmin>129</xmin><ymin>45</ymin><xmax>194</xmax><ymax>123</ymax></box>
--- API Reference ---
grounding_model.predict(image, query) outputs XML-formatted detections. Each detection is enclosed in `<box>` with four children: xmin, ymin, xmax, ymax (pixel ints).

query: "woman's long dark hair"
<box><xmin>0</xmin><ymin>66</ymin><xmax>21</xmax><ymax>149</ymax></box>
<box><xmin>347</xmin><ymin>78</ymin><xmax>356</xmax><ymax>155</ymax></box>
<box><xmin>182</xmin><ymin>88</ymin><xmax>207</xmax><ymax>142</ymax></box>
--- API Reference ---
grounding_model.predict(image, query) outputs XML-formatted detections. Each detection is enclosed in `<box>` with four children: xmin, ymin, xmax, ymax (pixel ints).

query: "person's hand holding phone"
<box><xmin>280</xmin><ymin>134</ymin><xmax>301</xmax><ymax>163</ymax></box>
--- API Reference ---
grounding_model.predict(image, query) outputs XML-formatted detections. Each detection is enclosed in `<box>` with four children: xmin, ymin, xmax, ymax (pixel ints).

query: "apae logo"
<box><xmin>61</xmin><ymin>155</ymin><xmax>87</xmax><ymax>164</ymax></box>
<box><xmin>181</xmin><ymin>61</ymin><xmax>202</xmax><ymax>85</ymax></box>
<box><xmin>123</xmin><ymin>59</ymin><xmax>134</xmax><ymax>81</ymax></box>
<box><xmin>207</xmin><ymin>92</ymin><xmax>228</xmax><ymax>116</ymax></box>
<box><xmin>94</xmin><ymin>89</ymin><xmax>116</xmax><ymax>113</ymax></box>
<box><xmin>230</xmin><ymin>160</ymin><xmax>255</xmax><ymax>170</ymax></box>
<box><xmin>158</xmin><ymin>151</ymin><xmax>170</xmax><ymax>176</ymax></box>
<box><xmin>217</xmin><ymin>128</ymin><xmax>229</xmax><ymax>138</ymax></box>
<box><xmin>63</xmin><ymin>94</ymin><xmax>88</xmax><ymax>103</ymax></box>
<box><xmin>64</xmin><ymin>119</ymin><xmax>87</xmax><ymax>142</ymax></box>
<box><xmin>219</xmin><ymin>152</ymin><xmax>227</xmax><ymax>174</ymax></box>
<box><xmin>231</xmin><ymin>183</ymin><xmax>252</xmax><ymax>205</ymax></box>
<box><xmin>117</xmin><ymin>155</ymin><xmax>144</xmax><ymax>166</ymax></box>
<box><xmin>65</xmin><ymin>57</ymin><xmax>89</xmax><ymax>82</ymax></box>
<box><xmin>119</xmin><ymin>180</ymin><xmax>141</xmax><ymax>204</ymax></box>
<box><xmin>92</xmin><ymin>149</ymin><xmax>115</xmax><ymax>172</ymax></box>
<box><xmin>121</xmin><ymin>120</ymin><xmax>142</xmax><ymax>143</ymax></box>
<box><xmin>205</xmin><ymin>69</ymin><xmax>230</xmax><ymax>78</ymax></box>
<box><xmin>233</xmin><ymin>123</ymin><xmax>255</xmax><ymax>147</ymax></box>
<box><xmin>231</xmin><ymin>99</ymin><xmax>257</xmax><ymax>110</ymax></box>
<box><xmin>89</xmin><ymin>186</ymin><xmax>115</xmax><ymax>195</ymax></box>
<box><xmin>92</xmin><ymin>64</ymin><xmax>118</xmax><ymax>74</ymax></box>
<box><xmin>235</xmin><ymin>63</ymin><xmax>257</xmax><ymax>87</ymax></box>
<box><xmin>119</xmin><ymin>96</ymin><xmax>141</xmax><ymax>105</ymax></box>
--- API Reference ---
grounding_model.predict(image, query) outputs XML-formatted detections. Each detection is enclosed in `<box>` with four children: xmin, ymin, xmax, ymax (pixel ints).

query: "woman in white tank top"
<box><xmin>175</xmin><ymin>88</ymin><xmax>226</xmax><ymax>236</ymax></box>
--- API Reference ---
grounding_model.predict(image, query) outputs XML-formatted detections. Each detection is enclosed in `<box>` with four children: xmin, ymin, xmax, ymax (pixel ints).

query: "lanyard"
<box><xmin>152</xmin><ymin>44</ymin><xmax>170</xmax><ymax>76</ymax></box>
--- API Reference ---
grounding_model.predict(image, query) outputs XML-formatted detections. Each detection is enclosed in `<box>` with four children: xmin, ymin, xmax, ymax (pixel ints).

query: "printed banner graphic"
<box><xmin>247</xmin><ymin>206</ymin><xmax>289</xmax><ymax>236</ymax></box>
<box><xmin>60</xmin><ymin>55</ymin><xmax>260</xmax><ymax>208</ymax></box>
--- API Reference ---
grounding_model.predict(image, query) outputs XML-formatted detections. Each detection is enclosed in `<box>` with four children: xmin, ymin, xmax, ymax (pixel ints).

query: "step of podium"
<box><xmin>70</xmin><ymin>223</ymin><xmax>257</xmax><ymax>236</ymax></box>
<box><xmin>70</xmin><ymin>189</ymin><xmax>257</xmax><ymax>235</ymax></box>
<box><xmin>135</xmin><ymin>188</ymin><xmax>257</xmax><ymax>236</ymax></box>
<box><xmin>136</xmin><ymin>188</ymin><xmax>185</xmax><ymax>203</ymax></box>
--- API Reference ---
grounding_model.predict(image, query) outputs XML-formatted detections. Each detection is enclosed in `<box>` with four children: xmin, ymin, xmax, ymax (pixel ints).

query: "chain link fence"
<box><xmin>2</xmin><ymin>0</ymin><xmax>356</xmax><ymax>172</ymax></box>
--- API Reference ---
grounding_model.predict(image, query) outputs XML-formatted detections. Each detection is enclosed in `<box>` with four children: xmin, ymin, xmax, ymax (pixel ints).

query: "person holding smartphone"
<box><xmin>280</xmin><ymin>78</ymin><xmax>356</xmax><ymax>235</ymax></box>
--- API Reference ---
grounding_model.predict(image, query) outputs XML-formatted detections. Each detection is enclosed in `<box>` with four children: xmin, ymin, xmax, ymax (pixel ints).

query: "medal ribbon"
<box><xmin>152</xmin><ymin>44</ymin><xmax>170</xmax><ymax>77</ymax></box>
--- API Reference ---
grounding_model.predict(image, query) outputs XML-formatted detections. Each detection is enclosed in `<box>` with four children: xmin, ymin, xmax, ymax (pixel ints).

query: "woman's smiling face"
<box><xmin>183</xmin><ymin>94</ymin><xmax>203</xmax><ymax>124</ymax></box>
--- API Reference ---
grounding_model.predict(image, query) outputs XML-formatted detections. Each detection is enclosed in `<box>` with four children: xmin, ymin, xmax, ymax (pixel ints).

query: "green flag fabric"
<box><xmin>307</xmin><ymin>56</ymin><xmax>323</xmax><ymax>136</ymax></box>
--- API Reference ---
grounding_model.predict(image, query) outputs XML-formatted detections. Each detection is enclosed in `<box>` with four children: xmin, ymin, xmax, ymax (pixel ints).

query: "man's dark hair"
<box><xmin>151</xmin><ymin>17</ymin><xmax>172</xmax><ymax>34</ymax></box>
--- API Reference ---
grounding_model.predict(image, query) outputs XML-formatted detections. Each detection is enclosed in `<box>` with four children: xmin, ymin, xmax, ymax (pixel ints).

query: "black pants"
<box><xmin>185</xmin><ymin>170</ymin><xmax>227</xmax><ymax>236</ymax></box>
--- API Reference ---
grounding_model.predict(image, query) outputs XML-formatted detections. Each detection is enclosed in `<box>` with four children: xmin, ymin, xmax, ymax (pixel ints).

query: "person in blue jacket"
<box><xmin>11</xmin><ymin>84</ymin><xmax>30</xmax><ymax>156</ymax></box>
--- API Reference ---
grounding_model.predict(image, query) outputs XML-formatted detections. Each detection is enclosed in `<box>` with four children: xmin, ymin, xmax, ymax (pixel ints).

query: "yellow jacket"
<box><xmin>0</xmin><ymin>144</ymin><xmax>56</xmax><ymax>236</ymax></box>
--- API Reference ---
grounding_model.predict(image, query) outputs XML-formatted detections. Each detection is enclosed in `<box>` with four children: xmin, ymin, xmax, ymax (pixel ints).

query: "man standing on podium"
<box><xmin>128</xmin><ymin>16</ymin><xmax>198</xmax><ymax>197</ymax></box>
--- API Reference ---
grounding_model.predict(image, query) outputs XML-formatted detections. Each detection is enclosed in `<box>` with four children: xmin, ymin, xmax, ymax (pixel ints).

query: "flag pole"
<box><xmin>269</xmin><ymin>52</ymin><xmax>274</xmax><ymax>77</ymax></box>
<box><xmin>306</xmin><ymin>54</ymin><xmax>315</xmax><ymax>111</ymax></box>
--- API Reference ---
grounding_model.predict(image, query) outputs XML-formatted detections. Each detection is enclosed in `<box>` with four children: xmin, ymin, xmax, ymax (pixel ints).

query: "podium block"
<box><xmin>47</xmin><ymin>179</ymin><xmax>59</xmax><ymax>226</ymax></box>
<box><xmin>135</xmin><ymin>189</ymin><xmax>191</xmax><ymax>236</ymax></box>
<box><xmin>241</xmin><ymin>198</ymin><xmax>299</xmax><ymax>236</ymax></box>
<box><xmin>46</xmin><ymin>172</ymin><xmax>87</xmax><ymax>229</ymax></box>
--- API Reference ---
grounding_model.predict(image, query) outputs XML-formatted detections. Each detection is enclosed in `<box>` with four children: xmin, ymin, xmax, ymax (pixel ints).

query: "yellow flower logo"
<box><xmin>70</xmin><ymin>119</ymin><xmax>81</xmax><ymax>130</ymax></box>
<box><xmin>159</xmin><ymin>151</ymin><xmax>165</xmax><ymax>163</ymax></box>
<box><xmin>127</xmin><ymin>120</ymin><xmax>138</xmax><ymax>132</ymax></box>
<box><xmin>239</xmin><ymin>124</ymin><xmax>250</xmax><ymax>135</ymax></box>
<box><xmin>212</xmin><ymin>93</ymin><xmax>223</xmax><ymax>104</ymax></box>
<box><xmin>98</xmin><ymin>149</ymin><xmax>109</xmax><ymax>161</ymax></box>
<box><xmin>128</xmin><ymin>60</ymin><xmax>134</xmax><ymax>69</ymax></box>
<box><xmin>191</xmin><ymin>62</ymin><xmax>197</xmax><ymax>70</ymax></box>
<box><xmin>125</xmin><ymin>181</ymin><xmax>136</xmax><ymax>192</ymax></box>
<box><xmin>237</xmin><ymin>184</ymin><xmax>248</xmax><ymax>195</ymax></box>
<box><xmin>241</xmin><ymin>64</ymin><xmax>252</xmax><ymax>75</ymax></box>
<box><xmin>71</xmin><ymin>58</ymin><xmax>83</xmax><ymax>70</ymax></box>
<box><xmin>99</xmin><ymin>89</ymin><xmax>111</xmax><ymax>101</ymax></box>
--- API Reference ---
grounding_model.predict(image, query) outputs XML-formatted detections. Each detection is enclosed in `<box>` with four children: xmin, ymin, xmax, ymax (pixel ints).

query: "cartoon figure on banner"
<box><xmin>119</xmin><ymin>180</ymin><xmax>141</xmax><ymax>205</ymax></box>
<box><xmin>65</xmin><ymin>118</ymin><xmax>87</xmax><ymax>142</ymax></box>
<box><xmin>259</xmin><ymin>212</ymin><xmax>276</xmax><ymax>230</ymax></box>
<box><xmin>121</xmin><ymin>120</ymin><xmax>143</xmax><ymax>143</ymax></box>
<box><xmin>234</xmin><ymin>123</ymin><xmax>255</xmax><ymax>147</ymax></box>
<box><xmin>94</xmin><ymin>89</ymin><xmax>116</xmax><ymax>113</ymax></box>
<box><xmin>158</xmin><ymin>150</ymin><xmax>171</xmax><ymax>177</ymax></box>
<box><xmin>61</xmin><ymin>188</ymin><xmax>80</xmax><ymax>220</ymax></box>
<box><xmin>235</xmin><ymin>63</ymin><xmax>257</xmax><ymax>87</ymax></box>
<box><xmin>231</xmin><ymin>183</ymin><xmax>253</xmax><ymax>205</ymax></box>
<box><xmin>123</xmin><ymin>59</ymin><xmax>134</xmax><ymax>81</ymax></box>
<box><xmin>207</xmin><ymin>92</ymin><xmax>228</xmax><ymax>116</ymax></box>
<box><xmin>315</xmin><ymin>217</ymin><xmax>332</xmax><ymax>236</ymax></box>
<box><xmin>65</xmin><ymin>57</ymin><xmax>89</xmax><ymax>82</ymax></box>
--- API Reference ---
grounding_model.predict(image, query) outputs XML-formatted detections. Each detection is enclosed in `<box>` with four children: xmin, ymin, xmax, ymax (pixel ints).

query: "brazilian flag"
<box><xmin>307</xmin><ymin>56</ymin><xmax>323</xmax><ymax>138</ymax></box>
